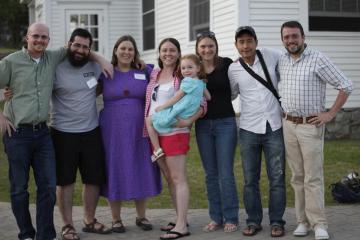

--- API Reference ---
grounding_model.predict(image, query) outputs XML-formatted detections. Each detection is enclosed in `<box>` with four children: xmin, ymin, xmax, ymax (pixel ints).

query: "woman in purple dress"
<box><xmin>99</xmin><ymin>35</ymin><xmax>161</xmax><ymax>233</ymax></box>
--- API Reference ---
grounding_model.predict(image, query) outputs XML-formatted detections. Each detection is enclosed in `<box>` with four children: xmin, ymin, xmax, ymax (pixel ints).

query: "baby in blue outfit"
<box><xmin>146</xmin><ymin>54</ymin><xmax>211</xmax><ymax>161</ymax></box>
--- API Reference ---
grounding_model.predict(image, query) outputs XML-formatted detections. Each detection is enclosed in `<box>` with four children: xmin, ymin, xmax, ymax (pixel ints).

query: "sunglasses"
<box><xmin>196</xmin><ymin>31</ymin><xmax>216</xmax><ymax>39</ymax></box>
<box><xmin>152</xmin><ymin>85</ymin><xmax>159</xmax><ymax>101</ymax></box>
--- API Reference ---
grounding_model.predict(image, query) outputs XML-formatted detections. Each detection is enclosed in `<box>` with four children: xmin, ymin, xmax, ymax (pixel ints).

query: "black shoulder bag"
<box><xmin>238</xmin><ymin>50</ymin><xmax>281</xmax><ymax>106</ymax></box>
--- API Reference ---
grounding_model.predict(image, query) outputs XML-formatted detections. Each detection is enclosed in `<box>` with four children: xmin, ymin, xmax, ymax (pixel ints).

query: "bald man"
<box><xmin>0</xmin><ymin>22</ymin><xmax>111</xmax><ymax>240</ymax></box>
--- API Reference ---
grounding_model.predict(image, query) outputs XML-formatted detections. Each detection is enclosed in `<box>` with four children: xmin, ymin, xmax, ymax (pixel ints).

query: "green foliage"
<box><xmin>0</xmin><ymin>132</ymin><xmax>359</xmax><ymax>208</ymax></box>
<box><xmin>0</xmin><ymin>0</ymin><xmax>28</xmax><ymax>48</ymax></box>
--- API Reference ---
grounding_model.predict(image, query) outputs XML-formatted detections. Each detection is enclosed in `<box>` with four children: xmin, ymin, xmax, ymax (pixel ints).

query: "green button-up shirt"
<box><xmin>0</xmin><ymin>47</ymin><xmax>66</xmax><ymax>127</ymax></box>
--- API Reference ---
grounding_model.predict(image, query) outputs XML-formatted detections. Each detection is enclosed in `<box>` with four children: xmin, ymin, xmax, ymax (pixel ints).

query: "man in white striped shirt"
<box><xmin>278</xmin><ymin>21</ymin><xmax>353</xmax><ymax>240</ymax></box>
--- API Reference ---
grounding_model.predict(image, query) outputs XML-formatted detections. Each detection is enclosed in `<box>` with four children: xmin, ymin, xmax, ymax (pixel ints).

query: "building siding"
<box><xmin>29</xmin><ymin>0</ymin><xmax>359</xmax><ymax>109</ymax></box>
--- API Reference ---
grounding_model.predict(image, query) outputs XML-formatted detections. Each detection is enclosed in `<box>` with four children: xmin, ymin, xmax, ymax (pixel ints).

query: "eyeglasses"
<box><xmin>196</xmin><ymin>31</ymin><xmax>216</xmax><ymax>39</ymax></box>
<box><xmin>30</xmin><ymin>34</ymin><xmax>49</xmax><ymax>40</ymax></box>
<box><xmin>152</xmin><ymin>85</ymin><xmax>159</xmax><ymax>101</ymax></box>
<box><xmin>71</xmin><ymin>42</ymin><xmax>91</xmax><ymax>51</ymax></box>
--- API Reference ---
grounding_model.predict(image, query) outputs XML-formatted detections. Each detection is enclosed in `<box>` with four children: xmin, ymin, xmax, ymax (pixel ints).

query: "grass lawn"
<box><xmin>0</xmin><ymin>130</ymin><xmax>359</xmax><ymax>209</ymax></box>
<box><xmin>0</xmin><ymin>48</ymin><xmax>17</xmax><ymax>54</ymax></box>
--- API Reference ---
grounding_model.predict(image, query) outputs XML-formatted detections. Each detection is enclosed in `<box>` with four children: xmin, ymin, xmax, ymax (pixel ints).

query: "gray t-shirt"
<box><xmin>50</xmin><ymin>59</ymin><xmax>101</xmax><ymax>132</ymax></box>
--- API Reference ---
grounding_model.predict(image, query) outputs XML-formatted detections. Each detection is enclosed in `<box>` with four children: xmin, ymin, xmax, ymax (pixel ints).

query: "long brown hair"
<box><xmin>111</xmin><ymin>35</ymin><xmax>140</xmax><ymax>69</ymax></box>
<box><xmin>180</xmin><ymin>54</ymin><xmax>207</xmax><ymax>81</ymax></box>
<box><xmin>157</xmin><ymin>38</ymin><xmax>182</xmax><ymax>78</ymax></box>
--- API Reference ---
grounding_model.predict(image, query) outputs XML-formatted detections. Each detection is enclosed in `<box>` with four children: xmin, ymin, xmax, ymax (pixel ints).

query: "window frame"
<box><xmin>142</xmin><ymin>0</ymin><xmax>155</xmax><ymax>51</ymax></box>
<box><xmin>188</xmin><ymin>0</ymin><xmax>210</xmax><ymax>42</ymax></box>
<box><xmin>307</xmin><ymin>0</ymin><xmax>360</xmax><ymax>33</ymax></box>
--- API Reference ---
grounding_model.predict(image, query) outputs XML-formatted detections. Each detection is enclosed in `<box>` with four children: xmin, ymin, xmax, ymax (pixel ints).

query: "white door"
<box><xmin>65</xmin><ymin>10</ymin><xmax>105</xmax><ymax>55</ymax></box>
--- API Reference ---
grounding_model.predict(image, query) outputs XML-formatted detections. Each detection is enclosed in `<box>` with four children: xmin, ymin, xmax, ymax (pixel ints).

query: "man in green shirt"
<box><xmin>0</xmin><ymin>22</ymin><xmax>111</xmax><ymax>240</ymax></box>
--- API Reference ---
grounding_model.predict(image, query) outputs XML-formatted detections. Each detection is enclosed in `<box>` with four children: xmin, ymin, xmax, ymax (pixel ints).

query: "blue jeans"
<box><xmin>195</xmin><ymin>117</ymin><xmax>239</xmax><ymax>224</ymax></box>
<box><xmin>239</xmin><ymin>123</ymin><xmax>286</xmax><ymax>227</ymax></box>
<box><xmin>3</xmin><ymin>127</ymin><xmax>57</xmax><ymax>240</ymax></box>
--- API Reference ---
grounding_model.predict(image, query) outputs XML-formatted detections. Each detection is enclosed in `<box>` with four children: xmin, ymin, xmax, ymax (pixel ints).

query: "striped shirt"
<box><xmin>278</xmin><ymin>45</ymin><xmax>353</xmax><ymax>117</ymax></box>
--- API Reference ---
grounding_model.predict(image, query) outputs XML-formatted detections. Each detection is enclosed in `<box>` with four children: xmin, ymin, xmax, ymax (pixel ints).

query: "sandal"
<box><xmin>271</xmin><ymin>225</ymin><xmax>285</xmax><ymax>237</ymax></box>
<box><xmin>160</xmin><ymin>230</ymin><xmax>191</xmax><ymax>240</ymax></box>
<box><xmin>61</xmin><ymin>224</ymin><xmax>80</xmax><ymax>240</ymax></box>
<box><xmin>82</xmin><ymin>218</ymin><xmax>111</xmax><ymax>234</ymax></box>
<box><xmin>203</xmin><ymin>221</ymin><xmax>222</xmax><ymax>232</ymax></box>
<box><xmin>112</xmin><ymin>220</ymin><xmax>126</xmax><ymax>233</ymax></box>
<box><xmin>160</xmin><ymin>222</ymin><xmax>190</xmax><ymax>232</ymax></box>
<box><xmin>161</xmin><ymin>222</ymin><xmax>175</xmax><ymax>232</ymax></box>
<box><xmin>224</xmin><ymin>223</ymin><xmax>238</xmax><ymax>233</ymax></box>
<box><xmin>151</xmin><ymin>148</ymin><xmax>165</xmax><ymax>162</ymax></box>
<box><xmin>135</xmin><ymin>217</ymin><xmax>153</xmax><ymax>231</ymax></box>
<box><xmin>242</xmin><ymin>224</ymin><xmax>262</xmax><ymax>236</ymax></box>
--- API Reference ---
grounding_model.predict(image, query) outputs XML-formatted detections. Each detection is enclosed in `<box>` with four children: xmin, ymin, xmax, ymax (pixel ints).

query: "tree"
<box><xmin>0</xmin><ymin>0</ymin><xmax>28</xmax><ymax>49</ymax></box>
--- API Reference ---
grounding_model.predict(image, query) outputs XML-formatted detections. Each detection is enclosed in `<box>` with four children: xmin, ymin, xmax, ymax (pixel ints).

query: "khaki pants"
<box><xmin>282</xmin><ymin>119</ymin><xmax>327</xmax><ymax>229</ymax></box>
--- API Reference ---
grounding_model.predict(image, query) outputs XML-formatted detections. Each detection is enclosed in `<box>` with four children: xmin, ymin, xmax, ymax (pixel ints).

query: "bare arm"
<box><xmin>89</xmin><ymin>51</ymin><xmax>113</xmax><ymax>79</ymax></box>
<box><xmin>204</xmin><ymin>88</ymin><xmax>211</xmax><ymax>101</ymax></box>
<box><xmin>175</xmin><ymin>107</ymin><xmax>204</xmax><ymax>128</ymax></box>
<box><xmin>155</xmin><ymin>89</ymin><xmax>186</xmax><ymax>112</ymax></box>
<box><xmin>308</xmin><ymin>90</ymin><xmax>349</xmax><ymax>126</ymax></box>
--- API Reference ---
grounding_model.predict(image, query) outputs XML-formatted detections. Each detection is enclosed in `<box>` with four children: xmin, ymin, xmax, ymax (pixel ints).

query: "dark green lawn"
<box><xmin>0</xmin><ymin>131</ymin><xmax>359</xmax><ymax>208</ymax></box>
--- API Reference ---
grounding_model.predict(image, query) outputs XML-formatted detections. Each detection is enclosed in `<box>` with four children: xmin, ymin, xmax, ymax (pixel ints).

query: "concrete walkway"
<box><xmin>0</xmin><ymin>203</ymin><xmax>359</xmax><ymax>240</ymax></box>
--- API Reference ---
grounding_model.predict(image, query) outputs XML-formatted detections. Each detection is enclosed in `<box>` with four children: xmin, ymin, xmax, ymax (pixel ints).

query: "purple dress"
<box><xmin>99</xmin><ymin>67</ymin><xmax>162</xmax><ymax>201</ymax></box>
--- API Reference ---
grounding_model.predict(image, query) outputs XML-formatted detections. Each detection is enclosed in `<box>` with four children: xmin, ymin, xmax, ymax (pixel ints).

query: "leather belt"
<box><xmin>283</xmin><ymin>113</ymin><xmax>314</xmax><ymax>124</ymax></box>
<box><xmin>17</xmin><ymin>122</ymin><xmax>47</xmax><ymax>131</ymax></box>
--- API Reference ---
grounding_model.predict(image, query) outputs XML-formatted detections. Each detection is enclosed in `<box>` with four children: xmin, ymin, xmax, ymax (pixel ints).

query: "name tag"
<box><xmin>134</xmin><ymin>73</ymin><xmax>146</xmax><ymax>80</ymax></box>
<box><xmin>86</xmin><ymin>77</ymin><xmax>98</xmax><ymax>89</ymax></box>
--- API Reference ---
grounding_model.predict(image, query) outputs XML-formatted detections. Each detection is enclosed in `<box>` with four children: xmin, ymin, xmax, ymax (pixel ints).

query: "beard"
<box><xmin>285</xmin><ymin>43</ymin><xmax>305</xmax><ymax>56</ymax></box>
<box><xmin>67</xmin><ymin>48</ymin><xmax>89</xmax><ymax>67</ymax></box>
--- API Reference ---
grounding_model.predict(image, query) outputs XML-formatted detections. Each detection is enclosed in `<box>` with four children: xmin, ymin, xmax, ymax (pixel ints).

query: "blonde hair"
<box><xmin>180</xmin><ymin>54</ymin><xmax>207</xmax><ymax>80</ymax></box>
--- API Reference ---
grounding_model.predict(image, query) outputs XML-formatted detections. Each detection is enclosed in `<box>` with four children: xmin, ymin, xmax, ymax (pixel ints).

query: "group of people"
<box><xmin>0</xmin><ymin>20</ymin><xmax>353</xmax><ymax>240</ymax></box>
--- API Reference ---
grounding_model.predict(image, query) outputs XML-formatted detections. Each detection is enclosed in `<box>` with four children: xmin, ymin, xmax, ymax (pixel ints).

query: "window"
<box><xmin>142</xmin><ymin>0</ymin><xmax>155</xmax><ymax>50</ymax></box>
<box><xmin>189</xmin><ymin>0</ymin><xmax>210</xmax><ymax>41</ymax></box>
<box><xmin>309</xmin><ymin>0</ymin><xmax>360</xmax><ymax>31</ymax></box>
<box><xmin>69</xmin><ymin>13</ymin><xmax>100</xmax><ymax>51</ymax></box>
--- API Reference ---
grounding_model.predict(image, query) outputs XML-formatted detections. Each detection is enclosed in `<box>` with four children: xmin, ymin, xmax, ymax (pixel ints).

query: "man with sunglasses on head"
<box><xmin>278</xmin><ymin>21</ymin><xmax>353</xmax><ymax>240</ymax></box>
<box><xmin>228</xmin><ymin>26</ymin><xmax>286</xmax><ymax>237</ymax></box>
<box><xmin>0</xmin><ymin>23</ymin><xmax>112</xmax><ymax>240</ymax></box>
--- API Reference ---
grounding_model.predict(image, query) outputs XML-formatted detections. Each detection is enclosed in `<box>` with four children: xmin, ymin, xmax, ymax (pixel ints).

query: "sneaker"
<box><xmin>315</xmin><ymin>227</ymin><xmax>329</xmax><ymax>240</ymax></box>
<box><xmin>293</xmin><ymin>223</ymin><xmax>309</xmax><ymax>236</ymax></box>
<box><xmin>24</xmin><ymin>239</ymin><xmax>33</xmax><ymax>240</ymax></box>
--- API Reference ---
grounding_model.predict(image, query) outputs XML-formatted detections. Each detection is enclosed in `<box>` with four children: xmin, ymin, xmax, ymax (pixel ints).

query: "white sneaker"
<box><xmin>23</xmin><ymin>238</ymin><xmax>33</xmax><ymax>240</ymax></box>
<box><xmin>315</xmin><ymin>227</ymin><xmax>329</xmax><ymax>240</ymax></box>
<box><xmin>293</xmin><ymin>223</ymin><xmax>309</xmax><ymax>236</ymax></box>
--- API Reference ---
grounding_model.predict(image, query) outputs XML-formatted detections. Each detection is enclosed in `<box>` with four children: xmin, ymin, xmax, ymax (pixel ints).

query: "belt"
<box><xmin>17</xmin><ymin>122</ymin><xmax>47</xmax><ymax>131</ymax></box>
<box><xmin>283</xmin><ymin>113</ymin><xmax>314</xmax><ymax>124</ymax></box>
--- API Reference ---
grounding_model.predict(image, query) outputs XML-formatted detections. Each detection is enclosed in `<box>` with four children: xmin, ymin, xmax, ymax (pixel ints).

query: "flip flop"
<box><xmin>203</xmin><ymin>221</ymin><xmax>221</xmax><ymax>232</ymax></box>
<box><xmin>160</xmin><ymin>222</ymin><xmax>190</xmax><ymax>232</ymax></box>
<box><xmin>160</xmin><ymin>230</ymin><xmax>191</xmax><ymax>240</ymax></box>
<box><xmin>160</xmin><ymin>222</ymin><xmax>176</xmax><ymax>232</ymax></box>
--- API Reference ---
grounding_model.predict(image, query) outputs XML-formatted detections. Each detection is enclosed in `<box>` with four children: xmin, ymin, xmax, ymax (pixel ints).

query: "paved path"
<box><xmin>0</xmin><ymin>203</ymin><xmax>359</xmax><ymax>240</ymax></box>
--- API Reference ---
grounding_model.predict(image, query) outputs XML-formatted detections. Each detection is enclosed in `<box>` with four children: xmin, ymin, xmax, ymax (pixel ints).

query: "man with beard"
<box><xmin>49</xmin><ymin>28</ymin><xmax>111</xmax><ymax>240</ymax></box>
<box><xmin>278</xmin><ymin>21</ymin><xmax>353</xmax><ymax>240</ymax></box>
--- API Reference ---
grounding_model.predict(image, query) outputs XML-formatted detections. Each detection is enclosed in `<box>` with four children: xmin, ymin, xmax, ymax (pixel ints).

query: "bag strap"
<box><xmin>238</xmin><ymin>50</ymin><xmax>281</xmax><ymax>105</ymax></box>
